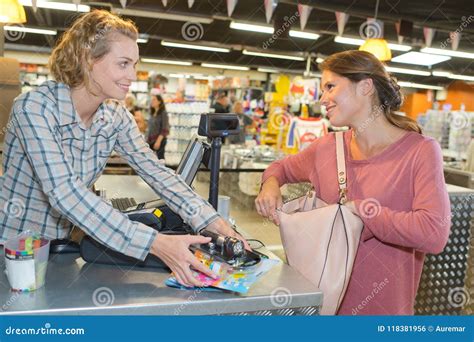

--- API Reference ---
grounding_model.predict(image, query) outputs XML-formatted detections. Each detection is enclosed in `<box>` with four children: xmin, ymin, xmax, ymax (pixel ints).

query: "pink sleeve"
<box><xmin>356</xmin><ymin>139</ymin><xmax>451</xmax><ymax>254</ymax></box>
<box><xmin>262</xmin><ymin>140</ymin><xmax>319</xmax><ymax>186</ymax></box>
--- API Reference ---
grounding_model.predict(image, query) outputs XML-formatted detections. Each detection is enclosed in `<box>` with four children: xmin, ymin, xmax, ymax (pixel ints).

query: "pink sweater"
<box><xmin>262</xmin><ymin>130</ymin><xmax>451</xmax><ymax>315</ymax></box>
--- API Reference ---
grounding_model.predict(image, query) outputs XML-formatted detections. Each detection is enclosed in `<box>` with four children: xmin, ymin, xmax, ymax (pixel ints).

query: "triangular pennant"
<box><xmin>188</xmin><ymin>0</ymin><xmax>195</xmax><ymax>8</ymax></box>
<box><xmin>395</xmin><ymin>22</ymin><xmax>403</xmax><ymax>44</ymax></box>
<box><xmin>423</xmin><ymin>27</ymin><xmax>436</xmax><ymax>47</ymax></box>
<box><xmin>450</xmin><ymin>31</ymin><xmax>461</xmax><ymax>50</ymax></box>
<box><xmin>227</xmin><ymin>0</ymin><xmax>238</xmax><ymax>17</ymax></box>
<box><xmin>297</xmin><ymin>4</ymin><xmax>312</xmax><ymax>31</ymax></box>
<box><xmin>31</xmin><ymin>0</ymin><xmax>38</xmax><ymax>12</ymax></box>
<box><xmin>335</xmin><ymin>12</ymin><xmax>350</xmax><ymax>36</ymax></box>
<box><xmin>162</xmin><ymin>0</ymin><xmax>168</xmax><ymax>7</ymax></box>
<box><xmin>264</xmin><ymin>0</ymin><xmax>278</xmax><ymax>24</ymax></box>
<box><xmin>119</xmin><ymin>0</ymin><xmax>127</xmax><ymax>8</ymax></box>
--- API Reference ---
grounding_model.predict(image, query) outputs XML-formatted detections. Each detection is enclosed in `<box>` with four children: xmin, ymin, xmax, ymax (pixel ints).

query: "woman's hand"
<box><xmin>255</xmin><ymin>177</ymin><xmax>283</xmax><ymax>225</ymax></box>
<box><xmin>204</xmin><ymin>217</ymin><xmax>251</xmax><ymax>250</ymax></box>
<box><xmin>150</xmin><ymin>233</ymin><xmax>218</xmax><ymax>287</ymax></box>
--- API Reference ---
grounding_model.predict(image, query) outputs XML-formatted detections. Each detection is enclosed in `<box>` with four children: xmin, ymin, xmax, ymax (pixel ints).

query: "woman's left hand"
<box><xmin>204</xmin><ymin>217</ymin><xmax>251</xmax><ymax>250</ymax></box>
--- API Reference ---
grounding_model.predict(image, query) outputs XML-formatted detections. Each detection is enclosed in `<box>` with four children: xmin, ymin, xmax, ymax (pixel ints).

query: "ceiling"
<box><xmin>6</xmin><ymin>0</ymin><xmax>474</xmax><ymax>86</ymax></box>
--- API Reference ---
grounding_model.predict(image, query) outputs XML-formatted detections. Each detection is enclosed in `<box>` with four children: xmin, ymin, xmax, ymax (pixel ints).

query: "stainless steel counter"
<box><xmin>0</xmin><ymin>175</ymin><xmax>323</xmax><ymax>316</ymax></box>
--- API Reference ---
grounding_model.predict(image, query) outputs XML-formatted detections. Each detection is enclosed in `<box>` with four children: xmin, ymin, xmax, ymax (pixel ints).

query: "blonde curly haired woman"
<box><xmin>0</xmin><ymin>10</ymin><xmax>247</xmax><ymax>287</ymax></box>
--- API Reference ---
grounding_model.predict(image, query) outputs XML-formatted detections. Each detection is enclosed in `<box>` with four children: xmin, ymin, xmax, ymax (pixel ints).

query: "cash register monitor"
<box><xmin>120</xmin><ymin>136</ymin><xmax>206</xmax><ymax>211</ymax></box>
<box><xmin>175</xmin><ymin>136</ymin><xmax>205</xmax><ymax>186</ymax></box>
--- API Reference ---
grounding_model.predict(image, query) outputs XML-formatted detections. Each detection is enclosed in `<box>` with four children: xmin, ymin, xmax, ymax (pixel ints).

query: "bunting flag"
<box><xmin>162</xmin><ymin>0</ymin><xmax>168</xmax><ymax>7</ymax></box>
<box><xmin>188</xmin><ymin>0</ymin><xmax>195</xmax><ymax>8</ymax></box>
<box><xmin>450</xmin><ymin>31</ymin><xmax>461</xmax><ymax>50</ymax></box>
<box><xmin>119</xmin><ymin>0</ymin><xmax>127</xmax><ymax>8</ymax></box>
<box><xmin>423</xmin><ymin>27</ymin><xmax>436</xmax><ymax>47</ymax></box>
<box><xmin>335</xmin><ymin>12</ymin><xmax>350</xmax><ymax>36</ymax></box>
<box><xmin>297</xmin><ymin>4</ymin><xmax>312</xmax><ymax>31</ymax></box>
<box><xmin>226</xmin><ymin>0</ymin><xmax>238</xmax><ymax>17</ymax></box>
<box><xmin>264</xmin><ymin>0</ymin><xmax>278</xmax><ymax>24</ymax></box>
<box><xmin>31</xmin><ymin>0</ymin><xmax>37</xmax><ymax>12</ymax></box>
<box><xmin>395</xmin><ymin>21</ymin><xmax>403</xmax><ymax>44</ymax></box>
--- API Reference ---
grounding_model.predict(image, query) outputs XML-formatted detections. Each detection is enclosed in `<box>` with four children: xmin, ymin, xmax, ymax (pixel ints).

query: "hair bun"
<box><xmin>385</xmin><ymin>75</ymin><xmax>403</xmax><ymax>111</ymax></box>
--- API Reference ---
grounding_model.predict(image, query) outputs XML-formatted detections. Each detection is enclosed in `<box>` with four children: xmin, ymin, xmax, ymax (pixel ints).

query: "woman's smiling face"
<box><xmin>320</xmin><ymin>70</ymin><xmax>373</xmax><ymax>128</ymax></box>
<box><xmin>89</xmin><ymin>33</ymin><xmax>139</xmax><ymax>101</ymax></box>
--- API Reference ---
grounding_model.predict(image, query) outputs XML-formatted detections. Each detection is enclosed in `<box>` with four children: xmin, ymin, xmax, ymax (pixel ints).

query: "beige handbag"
<box><xmin>277</xmin><ymin>132</ymin><xmax>364</xmax><ymax>315</ymax></box>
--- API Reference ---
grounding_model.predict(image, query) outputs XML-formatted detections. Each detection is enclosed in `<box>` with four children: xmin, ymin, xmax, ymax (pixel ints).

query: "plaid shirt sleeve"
<box><xmin>12</xmin><ymin>92</ymin><xmax>156</xmax><ymax>261</ymax></box>
<box><xmin>113</xmin><ymin>107</ymin><xmax>220</xmax><ymax>232</ymax></box>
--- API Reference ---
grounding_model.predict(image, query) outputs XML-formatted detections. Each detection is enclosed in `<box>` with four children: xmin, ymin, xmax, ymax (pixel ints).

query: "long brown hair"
<box><xmin>319</xmin><ymin>50</ymin><xmax>422</xmax><ymax>133</ymax></box>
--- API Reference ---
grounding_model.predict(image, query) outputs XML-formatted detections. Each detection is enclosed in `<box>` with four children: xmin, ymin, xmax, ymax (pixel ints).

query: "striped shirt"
<box><xmin>0</xmin><ymin>80</ymin><xmax>219</xmax><ymax>260</ymax></box>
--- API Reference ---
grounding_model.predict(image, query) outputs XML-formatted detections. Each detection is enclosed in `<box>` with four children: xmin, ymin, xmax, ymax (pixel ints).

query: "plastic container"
<box><xmin>3</xmin><ymin>231</ymin><xmax>50</xmax><ymax>292</ymax></box>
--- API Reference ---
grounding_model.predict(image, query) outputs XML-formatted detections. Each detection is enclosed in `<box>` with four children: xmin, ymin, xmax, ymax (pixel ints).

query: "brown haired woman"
<box><xmin>0</xmin><ymin>10</ymin><xmax>247</xmax><ymax>287</ymax></box>
<box><xmin>147</xmin><ymin>94</ymin><xmax>169</xmax><ymax>160</ymax></box>
<box><xmin>256</xmin><ymin>50</ymin><xmax>451</xmax><ymax>315</ymax></box>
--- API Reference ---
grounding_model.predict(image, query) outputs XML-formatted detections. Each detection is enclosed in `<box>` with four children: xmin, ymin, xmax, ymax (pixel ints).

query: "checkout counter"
<box><xmin>0</xmin><ymin>175</ymin><xmax>323</xmax><ymax>316</ymax></box>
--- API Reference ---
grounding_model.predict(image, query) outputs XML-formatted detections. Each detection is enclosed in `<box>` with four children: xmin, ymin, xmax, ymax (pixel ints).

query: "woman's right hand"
<box><xmin>150</xmin><ymin>233</ymin><xmax>218</xmax><ymax>287</ymax></box>
<box><xmin>255</xmin><ymin>176</ymin><xmax>283</xmax><ymax>225</ymax></box>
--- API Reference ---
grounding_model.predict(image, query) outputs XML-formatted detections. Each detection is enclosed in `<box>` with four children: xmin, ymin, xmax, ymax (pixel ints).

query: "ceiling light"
<box><xmin>136</xmin><ymin>37</ymin><xmax>148</xmax><ymax>44</ymax></box>
<box><xmin>420</xmin><ymin>47</ymin><xmax>474</xmax><ymax>60</ymax></box>
<box><xmin>432</xmin><ymin>71</ymin><xmax>452</xmax><ymax>77</ymax></box>
<box><xmin>359</xmin><ymin>38</ymin><xmax>392</xmax><ymax>61</ymax></box>
<box><xmin>448</xmin><ymin>74</ymin><xmax>474</xmax><ymax>82</ymax></box>
<box><xmin>385</xmin><ymin>66</ymin><xmax>431</xmax><ymax>76</ymax></box>
<box><xmin>391</xmin><ymin>52</ymin><xmax>451</xmax><ymax>66</ymax></box>
<box><xmin>386</xmin><ymin>43</ymin><xmax>412</xmax><ymax>52</ymax></box>
<box><xmin>161</xmin><ymin>40</ymin><xmax>230</xmax><ymax>53</ymax></box>
<box><xmin>257</xmin><ymin>67</ymin><xmax>279</xmax><ymax>73</ymax></box>
<box><xmin>432</xmin><ymin>71</ymin><xmax>474</xmax><ymax>82</ymax></box>
<box><xmin>201</xmin><ymin>63</ymin><xmax>250</xmax><ymax>71</ymax></box>
<box><xmin>230</xmin><ymin>21</ymin><xmax>274</xmax><ymax>34</ymax></box>
<box><xmin>397</xmin><ymin>81</ymin><xmax>444</xmax><ymax>90</ymax></box>
<box><xmin>19</xmin><ymin>0</ymin><xmax>90</xmax><ymax>12</ymax></box>
<box><xmin>334</xmin><ymin>36</ymin><xmax>412</xmax><ymax>51</ymax></box>
<box><xmin>114</xmin><ymin>8</ymin><xmax>212</xmax><ymax>24</ymax></box>
<box><xmin>141</xmin><ymin>58</ymin><xmax>192</xmax><ymax>66</ymax></box>
<box><xmin>334</xmin><ymin>36</ymin><xmax>364</xmax><ymax>45</ymax></box>
<box><xmin>0</xmin><ymin>0</ymin><xmax>26</xmax><ymax>23</ymax></box>
<box><xmin>316</xmin><ymin>57</ymin><xmax>324</xmax><ymax>63</ymax></box>
<box><xmin>289</xmin><ymin>30</ymin><xmax>320</xmax><ymax>40</ymax></box>
<box><xmin>243</xmin><ymin>49</ymin><xmax>304</xmax><ymax>61</ymax></box>
<box><xmin>4</xmin><ymin>25</ymin><xmax>56</xmax><ymax>35</ymax></box>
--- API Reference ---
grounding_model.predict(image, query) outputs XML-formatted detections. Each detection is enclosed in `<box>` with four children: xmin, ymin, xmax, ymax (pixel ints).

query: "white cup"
<box><xmin>218</xmin><ymin>195</ymin><xmax>231</xmax><ymax>220</ymax></box>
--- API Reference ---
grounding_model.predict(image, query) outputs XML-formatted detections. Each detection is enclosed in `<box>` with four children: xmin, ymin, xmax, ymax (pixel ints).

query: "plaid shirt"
<box><xmin>0</xmin><ymin>81</ymin><xmax>219</xmax><ymax>260</ymax></box>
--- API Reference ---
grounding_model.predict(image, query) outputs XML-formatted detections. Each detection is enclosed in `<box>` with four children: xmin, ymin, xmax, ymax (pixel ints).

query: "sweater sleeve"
<box><xmin>262</xmin><ymin>139</ymin><xmax>319</xmax><ymax>186</ymax></box>
<box><xmin>355</xmin><ymin>139</ymin><xmax>451</xmax><ymax>254</ymax></box>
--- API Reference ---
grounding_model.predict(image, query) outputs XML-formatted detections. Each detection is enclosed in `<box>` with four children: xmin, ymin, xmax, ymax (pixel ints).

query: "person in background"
<box><xmin>0</xmin><ymin>10</ymin><xmax>247</xmax><ymax>287</ymax></box>
<box><xmin>124</xmin><ymin>93</ymin><xmax>146</xmax><ymax>134</ymax></box>
<box><xmin>228</xmin><ymin>101</ymin><xmax>256</xmax><ymax>144</ymax></box>
<box><xmin>147</xmin><ymin>94</ymin><xmax>169</xmax><ymax>160</ymax></box>
<box><xmin>255</xmin><ymin>50</ymin><xmax>451</xmax><ymax>315</ymax></box>
<box><xmin>212</xmin><ymin>92</ymin><xmax>230</xmax><ymax>113</ymax></box>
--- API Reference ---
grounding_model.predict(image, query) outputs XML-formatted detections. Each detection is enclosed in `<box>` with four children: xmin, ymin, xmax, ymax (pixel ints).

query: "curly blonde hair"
<box><xmin>49</xmin><ymin>10</ymin><xmax>138</xmax><ymax>91</ymax></box>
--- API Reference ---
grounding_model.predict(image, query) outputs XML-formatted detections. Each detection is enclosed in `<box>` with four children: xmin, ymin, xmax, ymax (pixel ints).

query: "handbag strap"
<box><xmin>335</xmin><ymin>132</ymin><xmax>348</xmax><ymax>204</ymax></box>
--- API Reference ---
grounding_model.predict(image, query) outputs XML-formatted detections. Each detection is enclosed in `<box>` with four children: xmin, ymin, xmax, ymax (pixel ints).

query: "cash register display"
<box><xmin>175</xmin><ymin>137</ymin><xmax>205</xmax><ymax>186</ymax></box>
